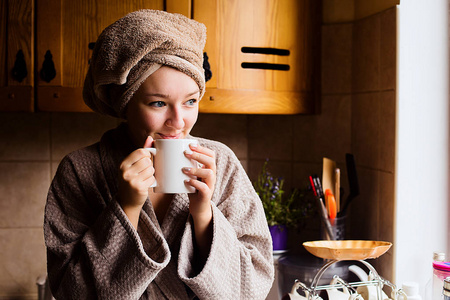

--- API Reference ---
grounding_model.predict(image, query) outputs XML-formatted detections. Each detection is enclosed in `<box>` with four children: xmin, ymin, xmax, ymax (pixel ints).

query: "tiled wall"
<box><xmin>321</xmin><ymin>6</ymin><xmax>397</xmax><ymax>277</ymax></box>
<box><xmin>0</xmin><ymin>7</ymin><xmax>396</xmax><ymax>299</ymax></box>
<box><xmin>351</xmin><ymin>7</ymin><xmax>396</xmax><ymax>277</ymax></box>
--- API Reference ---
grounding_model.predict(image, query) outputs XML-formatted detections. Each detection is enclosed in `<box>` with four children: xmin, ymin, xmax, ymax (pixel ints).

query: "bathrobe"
<box><xmin>44</xmin><ymin>124</ymin><xmax>274</xmax><ymax>299</ymax></box>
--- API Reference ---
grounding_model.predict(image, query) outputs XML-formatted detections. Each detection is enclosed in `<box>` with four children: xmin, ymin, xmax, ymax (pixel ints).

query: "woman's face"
<box><xmin>126</xmin><ymin>66</ymin><xmax>200</xmax><ymax>146</ymax></box>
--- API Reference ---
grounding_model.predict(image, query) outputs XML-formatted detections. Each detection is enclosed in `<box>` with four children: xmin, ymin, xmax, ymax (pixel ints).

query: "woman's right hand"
<box><xmin>118</xmin><ymin>136</ymin><xmax>155</xmax><ymax>228</ymax></box>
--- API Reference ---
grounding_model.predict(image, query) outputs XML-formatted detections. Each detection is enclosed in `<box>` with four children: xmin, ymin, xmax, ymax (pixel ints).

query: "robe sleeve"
<box><xmin>177</xmin><ymin>141</ymin><xmax>275</xmax><ymax>299</ymax></box>
<box><xmin>44</xmin><ymin>149</ymin><xmax>171</xmax><ymax>300</ymax></box>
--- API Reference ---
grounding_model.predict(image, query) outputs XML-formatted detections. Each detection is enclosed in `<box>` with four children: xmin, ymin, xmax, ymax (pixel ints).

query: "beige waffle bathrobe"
<box><xmin>44</xmin><ymin>124</ymin><xmax>274</xmax><ymax>299</ymax></box>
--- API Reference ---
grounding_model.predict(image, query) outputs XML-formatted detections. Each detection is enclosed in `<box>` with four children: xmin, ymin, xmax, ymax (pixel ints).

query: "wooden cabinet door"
<box><xmin>192</xmin><ymin>0</ymin><xmax>321</xmax><ymax>114</ymax></box>
<box><xmin>0</xmin><ymin>0</ymin><xmax>34</xmax><ymax>112</ymax></box>
<box><xmin>36</xmin><ymin>0</ymin><xmax>164</xmax><ymax>112</ymax></box>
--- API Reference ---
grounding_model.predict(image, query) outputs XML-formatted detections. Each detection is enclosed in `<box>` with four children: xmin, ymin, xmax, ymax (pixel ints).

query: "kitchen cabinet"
<box><xmin>0</xmin><ymin>0</ymin><xmax>34</xmax><ymax>112</ymax></box>
<box><xmin>190</xmin><ymin>0</ymin><xmax>322</xmax><ymax>114</ymax></box>
<box><xmin>36</xmin><ymin>0</ymin><xmax>164</xmax><ymax>112</ymax></box>
<box><xmin>1</xmin><ymin>0</ymin><xmax>321</xmax><ymax>114</ymax></box>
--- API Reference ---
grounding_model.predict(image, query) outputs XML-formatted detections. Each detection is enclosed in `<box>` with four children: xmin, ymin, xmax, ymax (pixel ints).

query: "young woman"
<box><xmin>44</xmin><ymin>9</ymin><xmax>274</xmax><ymax>299</ymax></box>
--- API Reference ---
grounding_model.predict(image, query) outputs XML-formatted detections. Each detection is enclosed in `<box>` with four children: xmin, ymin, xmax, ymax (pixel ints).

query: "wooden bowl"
<box><xmin>303</xmin><ymin>240</ymin><xmax>392</xmax><ymax>261</ymax></box>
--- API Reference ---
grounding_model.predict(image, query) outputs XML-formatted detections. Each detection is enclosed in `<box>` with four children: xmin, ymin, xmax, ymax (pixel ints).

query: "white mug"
<box><xmin>349</xmin><ymin>265</ymin><xmax>391</xmax><ymax>300</ymax></box>
<box><xmin>287</xmin><ymin>281</ymin><xmax>323</xmax><ymax>300</ymax></box>
<box><xmin>146</xmin><ymin>139</ymin><xmax>198</xmax><ymax>194</ymax></box>
<box><xmin>327</xmin><ymin>277</ymin><xmax>362</xmax><ymax>300</ymax></box>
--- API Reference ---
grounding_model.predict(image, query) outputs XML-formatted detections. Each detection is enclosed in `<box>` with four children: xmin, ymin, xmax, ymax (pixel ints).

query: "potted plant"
<box><xmin>254</xmin><ymin>160</ymin><xmax>315</xmax><ymax>251</ymax></box>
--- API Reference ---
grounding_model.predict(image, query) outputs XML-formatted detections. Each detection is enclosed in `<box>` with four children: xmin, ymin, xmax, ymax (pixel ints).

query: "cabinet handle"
<box><xmin>241</xmin><ymin>47</ymin><xmax>290</xmax><ymax>56</ymax></box>
<box><xmin>11</xmin><ymin>50</ymin><xmax>28</xmax><ymax>83</ymax></box>
<box><xmin>241</xmin><ymin>62</ymin><xmax>290</xmax><ymax>71</ymax></box>
<box><xmin>40</xmin><ymin>50</ymin><xmax>57</xmax><ymax>83</ymax></box>
<box><xmin>203</xmin><ymin>52</ymin><xmax>212</xmax><ymax>82</ymax></box>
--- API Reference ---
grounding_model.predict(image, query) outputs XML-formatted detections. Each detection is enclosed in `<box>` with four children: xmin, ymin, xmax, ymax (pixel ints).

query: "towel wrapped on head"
<box><xmin>83</xmin><ymin>9</ymin><xmax>207</xmax><ymax>119</ymax></box>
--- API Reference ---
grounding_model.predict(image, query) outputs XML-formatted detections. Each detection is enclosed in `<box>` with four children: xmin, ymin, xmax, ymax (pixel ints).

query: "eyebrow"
<box><xmin>143</xmin><ymin>90</ymin><xmax>200</xmax><ymax>98</ymax></box>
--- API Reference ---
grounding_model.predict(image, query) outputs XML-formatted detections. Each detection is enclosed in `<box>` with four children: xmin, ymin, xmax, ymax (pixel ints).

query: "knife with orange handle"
<box><xmin>325</xmin><ymin>188</ymin><xmax>337</xmax><ymax>220</ymax></box>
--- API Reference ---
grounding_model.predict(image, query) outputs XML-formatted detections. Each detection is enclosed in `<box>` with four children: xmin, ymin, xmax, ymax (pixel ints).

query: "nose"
<box><xmin>165</xmin><ymin>106</ymin><xmax>185</xmax><ymax>129</ymax></box>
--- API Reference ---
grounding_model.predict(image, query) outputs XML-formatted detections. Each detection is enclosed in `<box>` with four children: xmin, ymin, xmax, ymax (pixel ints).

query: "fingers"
<box><xmin>183</xmin><ymin>144</ymin><xmax>216</xmax><ymax>194</ymax></box>
<box><xmin>183</xmin><ymin>167</ymin><xmax>214</xmax><ymax>186</ymax></box>
<box><xmin>185</xmin><ymin>176</ymin><xmax>212</xmax><ymax>195</ymax></box>
<box><xmin>121</xmin><ymin>150</ymin><xmax>155</xmax><ymax>185</ymax></box>
<box><xmin>143</xmin><ymin>136</ymin><xmax>154</xmax><ymax>148</ymax></box>
<box><xmin>118</xmin><ymin>147</ymin><xmax>155</xmax><ymax>208</ymax></box>
<box><xmin>120</xmin><ymin>149</ymin><xmax>151</xmax><ymax>169</ymax></box>
<box><xmin>185</xmin><ymin>144</ymin><xmax>216</xmax><ymax>171</ymax></box>
<box><xmin>122</xmin><ymin>155</ymin><xmax>150</xmax><ymax>176</ymax></box>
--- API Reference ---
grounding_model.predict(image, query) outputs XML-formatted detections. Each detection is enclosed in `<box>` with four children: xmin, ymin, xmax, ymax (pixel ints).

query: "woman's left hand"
<box><xmin>183</xmin><ymin>143</ymin><xmax>216</xmax><ymax>221</ymax></box>
<box><xmin>183</xmin><ymin>142</ymin><xmax>215</xmax><ymax>264</ymax></box>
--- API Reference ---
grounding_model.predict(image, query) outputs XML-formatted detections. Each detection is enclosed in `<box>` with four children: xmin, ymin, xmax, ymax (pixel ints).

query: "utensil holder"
<box><xmin>320</xmin><ymin>215</ymin><xmax>346</xmax><ymax>240</ymax></box>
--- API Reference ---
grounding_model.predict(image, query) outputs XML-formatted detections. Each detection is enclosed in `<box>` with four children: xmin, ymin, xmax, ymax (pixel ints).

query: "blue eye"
<box><xmin>186</xmin><ymin>99</ymin><xmax>197</xmax><ymax>106</ymax></box>
<box><xmin>149</xmin><ymin>101</ymin><xmax>166</xmax><ymax>107</ymax></box>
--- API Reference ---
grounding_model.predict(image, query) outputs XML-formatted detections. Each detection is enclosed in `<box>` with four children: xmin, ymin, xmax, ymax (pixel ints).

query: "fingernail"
<box><xmin>189</xmin><ymin>143</ymin><xmax>198</xmax><ymax>149</ymax></box>
<box><xmin>184</xmin><ymin>149</ymin><xmax>193</xmax><ymax>155</ymax></box>
<box><xmin>182</xmin><ymin>167</ymin><xmax>192</xmax><ymax>173</ymax></box>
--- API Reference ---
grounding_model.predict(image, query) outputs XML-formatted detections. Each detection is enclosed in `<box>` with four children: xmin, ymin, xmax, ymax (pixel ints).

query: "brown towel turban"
<box><xmin>83</xmin><ymin>9</ymin><xmax>207</xmax><ymax>118</ymax></box>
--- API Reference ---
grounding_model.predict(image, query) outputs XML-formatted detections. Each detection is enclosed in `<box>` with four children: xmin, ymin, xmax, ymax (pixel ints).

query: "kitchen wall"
<box><xmin>343</xmin><ymin>7</ymin><xmax>397</xmax><ymax>277</ymax></box>
<box><xmin>0</xmin><ymin>7</ymin><xmax>397</xmax><ymax>300</ymax></box>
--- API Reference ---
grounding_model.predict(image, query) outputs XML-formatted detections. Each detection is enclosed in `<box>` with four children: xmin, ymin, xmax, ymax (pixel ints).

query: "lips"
<box><xmin>157</xmin><ymin>133</ymin><xmax>182</xmax><ymax>139</ymax></box>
